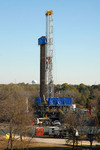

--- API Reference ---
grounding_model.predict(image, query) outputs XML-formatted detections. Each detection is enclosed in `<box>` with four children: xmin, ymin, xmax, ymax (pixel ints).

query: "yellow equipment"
<box><xmin>6</xmin><ymin>133</ymin><xmax>14</xmax><ymax>140</ymax></box>
<box><xmin>59</xmin><ymin>109</ymin><xmax>65</xmax><ymax>115</ymax></box>
<box><xmin>45</xmin><ymin>10</ymin><xmax>53</xmax><ymax>16</ymax></box>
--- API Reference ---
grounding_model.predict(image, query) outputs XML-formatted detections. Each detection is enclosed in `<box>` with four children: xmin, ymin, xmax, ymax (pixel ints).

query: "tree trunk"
<box><xmin>73</xmin><ymin>136</ymin><xmax>75</xmax><ymax>150</ymax></box>
<box><xmin>7</xmin><ymin>138</ymin><xmax>10</xmax><ymax>150</ymax></box>
<box><xmin>20</xmin><ymin>134</ymin><xmax>23</xmax><ymax>141</ymax></box>
<box><xmin>10</xmin><ymin>120</ymin><xmax>13</xmax><ymax>150</ymax></box>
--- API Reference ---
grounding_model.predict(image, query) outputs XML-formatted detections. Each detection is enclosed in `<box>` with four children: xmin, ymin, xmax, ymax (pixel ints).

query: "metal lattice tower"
<box><xmin>45</xmin><ymin>10</ymin><xmax>54</xmax><ymax>100</ymax></box>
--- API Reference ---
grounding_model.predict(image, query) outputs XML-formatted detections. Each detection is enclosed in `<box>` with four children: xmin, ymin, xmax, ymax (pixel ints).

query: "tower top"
<box><xmin>45</xmin><ymin>10</ymin><xmax>53</xmax><ymax>16</ymax></box>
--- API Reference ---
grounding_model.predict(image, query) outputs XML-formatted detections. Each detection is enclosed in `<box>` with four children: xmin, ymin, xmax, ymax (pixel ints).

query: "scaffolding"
<box><xmin>45</xmin><ymin>10</ymin><xmax>54</xmax><ymax>100</ymax></box>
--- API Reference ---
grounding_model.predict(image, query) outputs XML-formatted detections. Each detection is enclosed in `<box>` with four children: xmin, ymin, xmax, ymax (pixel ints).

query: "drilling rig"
<box><xmin>35</xmin><ymin>10</ymin><xmax>72</xmax><ymax>120</ymax></box>
<box><xmin>38</xmin><ymin>10</ymin><xmax>54</xmax><ymax>102</ymax></box>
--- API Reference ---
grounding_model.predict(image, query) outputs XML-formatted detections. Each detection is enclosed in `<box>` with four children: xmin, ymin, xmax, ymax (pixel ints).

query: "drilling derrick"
<box><xmin>45</xmin><ymin>10</ymin><xmax>54</xmax><ymax>100</ymax></box>
<box><xmin>38</xmin><ymin>10</ymin><xmax>54</xmax><ymax>102</ymax></box>
<box><xmin>36</xmin><ymin>11</ymin><xmax>73</xmax><ymax>120</ymax></box>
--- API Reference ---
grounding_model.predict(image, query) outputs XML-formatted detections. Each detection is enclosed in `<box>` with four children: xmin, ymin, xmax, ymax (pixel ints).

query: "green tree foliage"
<box><xmin>0</xmin><ymin>83</ymin><xmax>100</xmax><ymax>124</ymax></box>
<box><xmin>54</xmin><ymin>83</ymin><xmax>100</xmax><ymax>123</ymax></box>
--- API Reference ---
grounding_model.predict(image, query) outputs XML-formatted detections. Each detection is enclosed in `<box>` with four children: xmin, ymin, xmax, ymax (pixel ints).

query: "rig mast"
<box><xmin>38</xmin><ymin>10</ymin><xmax>54</xmax><ymax>102</ymax></box>
<box><xmin>37</xmin><ymin>11</ymin><xmax>73</xmax><ymax>120</ymax></box>
<box><xmin>45</xmin><ymin>10</ymin><xmax>54</xmax><ymax>100</ymax></box>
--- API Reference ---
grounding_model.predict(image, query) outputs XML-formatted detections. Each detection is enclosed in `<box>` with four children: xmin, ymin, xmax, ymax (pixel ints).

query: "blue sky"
<box><xmin>0</xmin><ymin>0</ymin><xmax>100</xmax><ymax>85</ymax></box>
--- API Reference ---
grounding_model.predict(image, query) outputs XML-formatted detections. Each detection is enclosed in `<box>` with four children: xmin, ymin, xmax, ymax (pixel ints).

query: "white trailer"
<box><xmin>49</xmin><ymin>126</ymin><xmax>69</xmax><ymax>137</ymax></box>
<box><xmin>49</xmin><ymin>126</ymin><xmax>60</xmax><ymax>136</ymax></box>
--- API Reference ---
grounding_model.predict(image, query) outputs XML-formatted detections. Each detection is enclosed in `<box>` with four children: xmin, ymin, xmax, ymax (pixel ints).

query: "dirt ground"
<box><xmin>0</xmin><ymin>136</ymin><xmax>70</xmax><ymax>150</ymax></box>
<box><xmin>0</xmin><ymin>136</ymin><xmax>100</xmax><ymax>150</ymax></box>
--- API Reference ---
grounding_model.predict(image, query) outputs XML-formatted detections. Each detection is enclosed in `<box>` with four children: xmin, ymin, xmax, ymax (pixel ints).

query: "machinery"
<box><xmin>38</xmin><ymin>10</ymin><xmax>54</xmax><ymax>102</ymax></box>
<box><xmin>36</xmin><ymin>10</ymin><xmax>72</xmax><ymax>121</ymax></box>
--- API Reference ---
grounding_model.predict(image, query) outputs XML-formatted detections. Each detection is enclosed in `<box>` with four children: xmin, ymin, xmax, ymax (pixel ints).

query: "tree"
<box><xmin>64</xmin><ymin>111</ymin><xmax>83</xmax><ymax>149</ymax></box>
<box><xmin>0</xmin><ymin>87</ymin><xmax>33</xmax><ymax>150</ymax></box>
<box><xmin>80</xmin><ymin>95</ymin><xmax>87</xmax><ymax>105</ymax></box>
<box><xmin>92</xmin><ymin>89</ymin><xmax>100</xmax><ymax>124</ymax></box>
<box><xmin>59</xmin><ymin>89</ymin><xmax>81</xmax><ymax>104</ymax></box>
